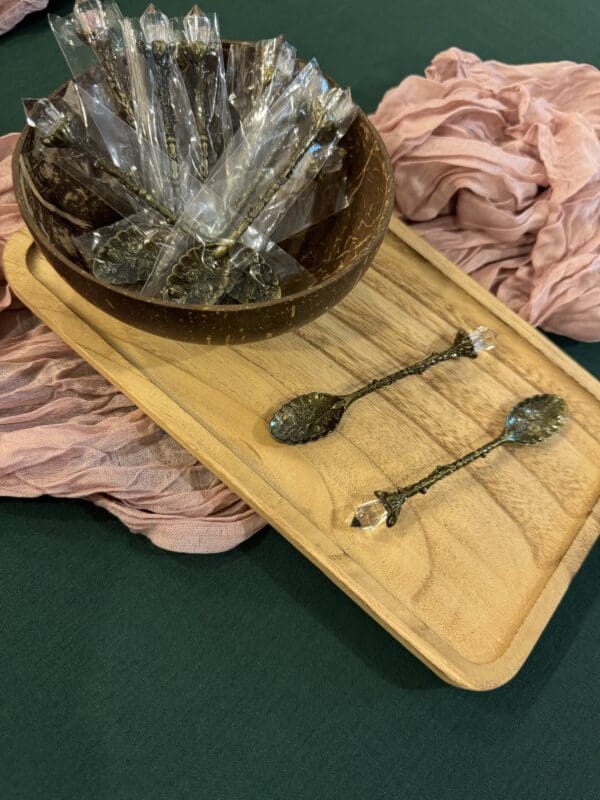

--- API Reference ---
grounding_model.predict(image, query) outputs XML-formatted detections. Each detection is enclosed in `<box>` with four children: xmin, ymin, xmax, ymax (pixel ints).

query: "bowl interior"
<box><xmin>14</xmin><ymin>51</ymin><xmax>394</xmax><ymax>312</ymax></box>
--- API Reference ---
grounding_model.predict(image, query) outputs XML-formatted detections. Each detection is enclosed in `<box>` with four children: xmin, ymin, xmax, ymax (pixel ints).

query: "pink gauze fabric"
<box><xmin>0</xmin><ymin>133</ymin><xmax>264</xmax><ymax>553</ymax></box>
<box><xmin>0</xmin><ymin>0</ymin><xmax>47</xmax><ymax>35</ymax></box>
<box><xmin>370</xmin><ymin>47</ymin><xmax>600</xmax><ymax>342</ymax></box>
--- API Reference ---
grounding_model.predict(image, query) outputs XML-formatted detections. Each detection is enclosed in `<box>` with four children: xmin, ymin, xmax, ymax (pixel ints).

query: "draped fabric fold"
<box><xmin>371</xmin><ymin>47</ymin><xmax>600</xmax><ymax>342</ymax></box>
<box><xmin>0</xmin><ymin>0</ymin><xmax>48</xmax><ymax>36</ymax></box>
<box><xmin>0</xmin><ymin>133</ymin><xmax>264</xmax><ymax>553</ymax></box>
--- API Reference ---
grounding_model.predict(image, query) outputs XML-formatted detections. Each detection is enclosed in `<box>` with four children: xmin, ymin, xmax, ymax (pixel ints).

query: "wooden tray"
<box><xmin>5</xmin><ymin>219</ymin><xmax>600</xmax><ymax>691</ymax></box>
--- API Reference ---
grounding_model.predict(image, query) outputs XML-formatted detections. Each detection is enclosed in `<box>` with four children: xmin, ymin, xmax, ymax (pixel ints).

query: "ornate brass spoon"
<box><xmin>351</xmin><ymin>393</ymin><xmax>568</xmax><ymax>531</ymax></box>
<box><xmin>269</xmin><ymin>327</ymin><xmax>496</xmax><ymax>445</ymax></box>
<box><xmin>177</xmin><ymin>5</ymin><xmax>213</xmax><ymax>181</ymax></box>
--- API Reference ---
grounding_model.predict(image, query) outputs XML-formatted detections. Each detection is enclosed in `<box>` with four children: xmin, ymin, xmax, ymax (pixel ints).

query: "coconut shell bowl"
<box><xmin>12</xmin><ymin>58</ymin><xmax>394</xmax><ymax>344</ymax></box>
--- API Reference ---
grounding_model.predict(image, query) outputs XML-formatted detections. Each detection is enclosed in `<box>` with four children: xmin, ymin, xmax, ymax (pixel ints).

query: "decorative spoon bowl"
<box><xmin>12</xmin><ymin>47</ymin><xmax>395</xmax><ymax>344</ymax></box>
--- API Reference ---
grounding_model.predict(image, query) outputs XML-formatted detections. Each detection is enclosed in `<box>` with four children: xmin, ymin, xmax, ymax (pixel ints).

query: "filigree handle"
<box><xmin>346</xmin><ymin>328</ymin><xmax>491</xmax><ymax>404</ymax></box>
<box><xmin>373</xmin><ymin>434</ymin><xmax>507</xmax><ymax>527</ymax></box>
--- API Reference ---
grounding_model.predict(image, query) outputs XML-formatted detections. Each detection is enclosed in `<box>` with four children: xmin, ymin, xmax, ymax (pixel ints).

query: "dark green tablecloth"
<box><xmin>1</xmin><ymin>2</ymin><xmax>599</xmax><ymax>798</ymax></box>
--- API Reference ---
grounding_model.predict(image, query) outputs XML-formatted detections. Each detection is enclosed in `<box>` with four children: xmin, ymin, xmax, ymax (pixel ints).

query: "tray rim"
<box><xmin>4</xmin><ymin>219</ymin><xmax>599</xmax><ymax>691</ymax></box>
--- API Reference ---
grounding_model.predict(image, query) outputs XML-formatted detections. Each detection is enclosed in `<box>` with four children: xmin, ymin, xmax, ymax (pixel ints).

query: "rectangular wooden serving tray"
<box><xmin>5</xmin><ymin>218</ymin><xmax>600</xmax><ymax>690</ymax></box>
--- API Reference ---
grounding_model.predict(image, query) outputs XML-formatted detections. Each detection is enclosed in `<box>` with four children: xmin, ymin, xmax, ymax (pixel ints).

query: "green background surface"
<box><xmin>1</xmin><ymin>2</ymin><xmax>599</xmax><ymax>798</ymax></box>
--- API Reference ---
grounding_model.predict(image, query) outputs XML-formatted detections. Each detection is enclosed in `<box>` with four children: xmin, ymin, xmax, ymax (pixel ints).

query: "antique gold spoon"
<box><xmin>269</xmin><ymin>327</ymin><xmax>496</xmax><ymax>445</ymax></box>
<box><xmin>177</xmin><ymin>5</ymin><xmax>215</xmax><ymax>181</ymax></box>
<box><xmin>351</xmin><ymin>393</ymin><xmax>568</xmax><ymax>531</ymax></box>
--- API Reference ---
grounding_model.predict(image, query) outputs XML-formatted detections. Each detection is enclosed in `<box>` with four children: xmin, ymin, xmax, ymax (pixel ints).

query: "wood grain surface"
<box><xmin>5</xmin><ymin>218</ymin><xmax>600</xmax><ymax>690</ymax></box>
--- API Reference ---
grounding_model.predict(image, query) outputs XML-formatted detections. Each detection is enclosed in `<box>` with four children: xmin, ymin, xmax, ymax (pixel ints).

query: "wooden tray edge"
<box><xmin>389</xmin><ymin>217</ymin><xmax>600</xmax><ymax>401</ymax></box>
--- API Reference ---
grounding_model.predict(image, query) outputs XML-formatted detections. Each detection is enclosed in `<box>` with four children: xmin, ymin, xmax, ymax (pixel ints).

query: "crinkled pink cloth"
<box><xmin>0</xmin><ymin>133</ymin><xmax>264</xmax><ymax>553</ymax></box>
<box><xmin>371</xmin><ymin>47</ymin><xmax>600</xmax><ymax>342</ymax></box>
<box><xmin>0</xmin><ymin>0</ymin><xmax>47</xmax><ymax>35</ymax></box>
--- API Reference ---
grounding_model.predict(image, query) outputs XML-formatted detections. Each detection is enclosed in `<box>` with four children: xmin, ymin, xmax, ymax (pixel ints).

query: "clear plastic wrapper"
<box><xmin>75</xmin><ymin>214</ymin><xmax>170</xmax><ymax>285</ymax></box>
<box><xmin>25</xmin><ymin>87</ymin><xmax>205</xmax><ymax>298</ymax></box>
<box><xmin>226</xmin><ymin>36</ymin><xmax>296</xmax><ymax>131</ymax></box>
<box><xmin>250</xmin><ymin>91</ymin><xmax>355</xmax><ymax>238</ymax></box>
<box><xmin>174</xmin><ymin>6</ymin><xmax>232</xmax><ymax>178</ymax></box>
<box><xmin>121</xmin><ymin>5</ymin><xmax>203</xmax><ymax>207</ymax></box>
<box><xmin>49</xmin><ymin>1</ymin><xmax>134</xmax><ymax>124</ymax></box>
<box><xmin>25</xmin><ymin>89</ymin><xmax>169</xmax><ymax>221</ymax></box>
<box><xmin>271</xmin><ymin>146</ymin><xmax>350</xmax><ymax>242</ymax></box>
<box><xmin>204</xmin><ymin>61</ymin><xmax>356</xmax><ymax>242</ymax></box>
<box><xmin>27</xmin><ymin>88</ymin><xmax>312</xmax><ymax>304</ymax></box>
<box><xmin>142</xmin><ymin>202</ymin><xmax>314</xmax><ymax>304</ymax></box>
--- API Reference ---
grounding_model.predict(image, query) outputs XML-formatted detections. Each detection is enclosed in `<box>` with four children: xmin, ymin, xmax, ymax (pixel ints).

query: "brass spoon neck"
<box><xmin>345</xmin><ymin>336</ymin><xmax>473</xmax><ymax>405</ymax></box>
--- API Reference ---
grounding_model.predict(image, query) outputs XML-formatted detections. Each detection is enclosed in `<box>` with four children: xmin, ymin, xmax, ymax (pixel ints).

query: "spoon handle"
<box><xmin>346</xmin><ymin>329</ymin><xmax>477</xmax><ymax>404</ymax></box>
<box><xmin>139</xmin><ymin>40</ymin><xmax>180</xmax><ymax>181</ymax></box>
<box><xmin>189</xmin><ymin>59</ymin><xmax>210</xmax><ymax>181</ymax></box>
<box><xmin>89</xmin><ymin>151</ymin><xmax>178</xmax><ymax>224</ymax></box>
<box><xmin>76</xmin><ymin>28</ymin><xmax>134</xmax><ymax>125</ymax></box>
<box><xmin>376</xmin><ymin>433</ymin><xmax>508</xmax><ymax>526</ymax></box>
<box><xmin>213</xmin><ymin>99</ymin><xmax>329</xmax><ymax>258</ymax></box>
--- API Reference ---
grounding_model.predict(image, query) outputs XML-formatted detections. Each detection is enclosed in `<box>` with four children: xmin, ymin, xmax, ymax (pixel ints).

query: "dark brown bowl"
<box><xmin>13</xmin><ymin>63</ymin><xmax>394</xmax><ymax>344</ymax></box>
